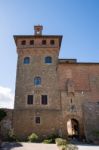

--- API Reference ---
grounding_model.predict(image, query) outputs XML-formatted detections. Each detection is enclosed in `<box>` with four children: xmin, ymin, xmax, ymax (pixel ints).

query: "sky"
<box><xmin>0</xmin><ymin>0</ymin><xmax>99</xmax><ymax>108</ymax></box>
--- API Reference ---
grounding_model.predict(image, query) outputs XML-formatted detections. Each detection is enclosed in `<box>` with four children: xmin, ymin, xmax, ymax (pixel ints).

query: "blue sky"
<box><xmin>0</xmin><ymin>0</ymin><xmax>99</xmax><ymax>108</ymax></box>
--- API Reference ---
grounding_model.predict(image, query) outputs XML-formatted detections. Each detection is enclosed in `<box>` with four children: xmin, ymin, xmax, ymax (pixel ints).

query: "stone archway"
<box><xmin>67</xmin><ymin>118</ymin><xmax>79</xmax><ymax>138</ymax></box>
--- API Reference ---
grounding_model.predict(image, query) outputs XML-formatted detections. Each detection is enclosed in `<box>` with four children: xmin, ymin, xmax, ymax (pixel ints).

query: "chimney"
<box><xmin>34</xmin><ymin>25</ymin><xmax>43</xmax><ymax>35</ymax></box>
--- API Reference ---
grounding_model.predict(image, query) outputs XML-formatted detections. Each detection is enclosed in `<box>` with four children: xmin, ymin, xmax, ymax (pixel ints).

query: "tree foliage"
<box><xmin>0</xmin><ymin>109</ymin><xmax>7</xmax><ymax>121</ymax></box>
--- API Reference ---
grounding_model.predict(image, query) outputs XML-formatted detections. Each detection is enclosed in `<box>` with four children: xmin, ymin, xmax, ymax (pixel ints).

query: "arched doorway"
<box><xmin>67</xmin><ymin>118</ymin><xmax>79</xmax><ymax>138</ymax></box>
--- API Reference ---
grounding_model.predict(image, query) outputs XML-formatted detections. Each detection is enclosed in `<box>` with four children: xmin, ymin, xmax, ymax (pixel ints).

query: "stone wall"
<box><xmin>1</xmin><ymin>109</ymin><xmax>13</xmax><ymax>139</ymax></box>
<box><xmin>58</xmin><ymin>63</ymin><xmax>99</xmax><ymax>139</ymax></box>
<box><xmin>15</xmin><ymin>37</ymin><xmax>61</xmax><ymax>110</ymax></box>
<box><xmin>58</xmin><ymin>63</ymin><xmax>99</xmax><ymax>99</ymax></box>
<box><xmin>13</xmin><ymin>109</ymin><xmax>62</xmax><ymax>140</ymax></box>
<box><xmin>83</xmin><ymin>102</ymin><xmax>99</xmax><ymax>143</ymax></box>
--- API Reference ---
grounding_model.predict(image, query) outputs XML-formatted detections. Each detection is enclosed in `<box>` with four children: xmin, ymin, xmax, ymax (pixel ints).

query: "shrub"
<box><xmin>28</xmin><ymin>133</ymin><xmax>38</xmax><ymax>142</ymax></box>
<box><xmin>42</xmin><ymin>133</ymin><xmax>59</xmax><ymax>143</ymax></box>
<box><xmin>93</xmin><ymin>130</ymin><xmax>99</xmax><ymax>137</ymax></box>
<box><xmin>56</xmin><ymin>138</ymin><xmax>78</xmax><ymax>150</ymax></box>
<box><xmin>47</xmin><ymin>133</ymin><xmax>59</xmax><ymax>139</ymax></box>
<box><xmin>60</xmin><ymin>145</ymin><xmax>67</xmax><ymax>150</ymax></box>
<box><xmin>45</xmin><ymin>133</ymin><xmax>59</xmax><ymax>143</ymax></box>
<box><xmin>0</xmin><ymin>109</ymin><xmax>7</xmax><ymax>121</ymax></box>
<box><xmin>67</xmin><ymin>144</ymin><xmax>78</xmax><ymax>150</ymax></box>
<box><xmin>57</xmin><ymin>144</ymin><xmax>78</xmax><ymax>150</ymax></box>
<box><xmin>91</xmin><ymin>130</ymin><xmax>99</xmax><ymax>144</ymax></box>
<box><xmin>7</xmin><ymin>129</ymin><xmax>18</xmax><ymax>142</ymax></box>
<box><xmin>55</xmin><ymin>138</ymin><xmax>68</xmax><ymax>146</ymax></box>
<box><xmin>43</xmin><ymin>139</ymin><xmax>53</xmax><ymax>144</ymax></box>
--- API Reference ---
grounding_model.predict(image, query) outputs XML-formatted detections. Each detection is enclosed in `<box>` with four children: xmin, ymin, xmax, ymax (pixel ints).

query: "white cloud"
<box><xmin>0</xmin><ymin>86</ymin><xmax>14</xmax><ymax>109</ymax></box>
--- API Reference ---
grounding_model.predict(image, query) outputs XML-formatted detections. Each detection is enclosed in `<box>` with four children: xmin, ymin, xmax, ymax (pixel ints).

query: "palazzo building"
<box><xmin>1</xmin><ymin>25</ymin><xmax>99</xmax><ymax>142</ymax></box>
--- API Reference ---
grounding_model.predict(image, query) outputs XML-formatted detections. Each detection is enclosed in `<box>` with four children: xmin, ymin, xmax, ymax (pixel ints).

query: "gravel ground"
<box><xmin>77</xmin><ymin>145</ymin><xmax>99</xmax><ymax>150</ymax></box>
<box><xmin>1</xmin><ymin>142</ymin><xmax>58</xmax><ymax>150</ymax></box>
<box><xmin>1</xmin><ymin>142</ymin><xmax>99</xmax><ymax>150</ymax></box>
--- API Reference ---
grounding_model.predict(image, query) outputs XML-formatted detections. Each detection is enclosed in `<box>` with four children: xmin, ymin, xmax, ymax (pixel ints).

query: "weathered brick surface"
<box><xmin>15</xmin><ymin>47</ymin><xmax>60</xmax><ymax>110</ymax></box>
<box><xmin>83</xmin><ymin>102</ymin><xmax>99</xmax><ymax>143</ymax></box>
<box><xmin>13</xmin><ymin>109</ymin><xmax>62</xmax><ymax>139</ymax></box>
<box><xmin>58</xmin><ymin>63</ymin><xmax>99</xmax><ymax>92</ymax></box>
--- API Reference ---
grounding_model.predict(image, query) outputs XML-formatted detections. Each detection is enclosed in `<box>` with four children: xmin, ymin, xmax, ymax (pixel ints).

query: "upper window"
<box><xmin>27</xmin><ymin>95</ymin><xmax>33</xmax><ymax>104</ymax></box>
<box><xmin>42</xmin><ymin>40</ymin><xmax>46</xmax><ymax>45</ymax></box>
<box><xmin>21</xmin><ymin>40</ymin><xmax>26</xmax><ymax>45</ymax></box>
<box><xmin>23</xmin><ymin>57</ymin><xmax>30</xmax><ymax>64</ymax></box>
<box><xmin>30</xmin><ymin>40</ymin><xmax>34</xmax><ymax>45</ymax></box>
<box><xmin>50</xmin><ymin>40</ymin><xmax>55</xmax><ymax>45</ymax></box>
<box><xmin>41</xmin><ymin>95</ymin><xmax>48</xmax><ymax>105</ymax></box>
<box><xmin>45</xmin><ymin>56</ymin><xmax>52</xmax><ymax>64</ymax></box>
<box><xmin>34</xmin><ymin>77</ymin><xmax>41</xmax><ymax>86</ymax></box>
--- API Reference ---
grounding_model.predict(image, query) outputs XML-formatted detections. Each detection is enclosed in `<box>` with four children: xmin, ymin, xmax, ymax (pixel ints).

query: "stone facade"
<box><xmin>1</xmin><ymin>26</ymin><xmax>99</xmax><ymax>141</ymax></box>
<box><xmin>83</xmin><ymin>102</ymin><xmax>99</xmax><ymax>143</ymax></box>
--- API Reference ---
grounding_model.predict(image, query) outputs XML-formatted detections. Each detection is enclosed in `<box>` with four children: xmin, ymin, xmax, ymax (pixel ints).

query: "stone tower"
<box><xmin>2</xmin><ymin>25</ymin><xmax>99</xmax><ymax>142</ymax></box>
<box><xmin>14</xmin><ymin>25</ymin><xmax>62</xmax><ymax>110</ymax></box>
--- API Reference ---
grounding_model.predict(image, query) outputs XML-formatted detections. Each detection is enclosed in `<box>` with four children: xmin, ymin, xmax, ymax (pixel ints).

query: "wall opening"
<box><xmin>67</xmin><ymin>118</ymin><xmax>79</xmax><ymax>138</ymax></box>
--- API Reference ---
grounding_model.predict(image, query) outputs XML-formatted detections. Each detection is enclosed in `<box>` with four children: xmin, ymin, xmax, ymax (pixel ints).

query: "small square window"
<box><xmin>21</xmin><ymin>40</ymin><xmax>26</xmax><ymax>45</ymax></box>
<box><xmin>41</xmin><ymin>95</ymin><xmax>48</xmax><ymax>105</ymax></box>
<box><xmin>35</xmin><ymin>117</ymin><xmax>40</xmax><ymax>124</ymax></box>
<box><xmin>30</xmin><ymin>40</ymin><xmax>34</xmax><ymax>45</ymax></box>
<box><xmin>42</xmin><ymin>40</ymin><xmax>46</xmax><ymax>45</ymax></box>
<box><xmin>27</xmin><ymin>95</ymin><xmax>33</xmax><ymax>104</ymax></box>
<box><xmin>50</xmin><ymin>40</ymin><xmax>55</xmax><ymax>45</ymax></box>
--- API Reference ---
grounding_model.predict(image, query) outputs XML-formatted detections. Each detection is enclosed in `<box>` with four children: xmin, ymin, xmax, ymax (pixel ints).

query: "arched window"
<box><xmin>45</xmin><ymin>56</ymin><xmax>52</xmax><ymax>64</ymax></box>
<box><xmin>23</xmin><ymin>57</ymin><xmax>30</xmax><ymax>64</ymax></box>
<box><xmin>34</xmin><ymin>77</ymin><xmax>41</xmax><ymax>86</ymax></box>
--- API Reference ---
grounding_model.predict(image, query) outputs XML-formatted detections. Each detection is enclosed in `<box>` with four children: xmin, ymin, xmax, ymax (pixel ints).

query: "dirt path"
<box><xmin>1</xmin><ymin>142</ymin><xmax>99</xmax><ymax>150</ymax></box>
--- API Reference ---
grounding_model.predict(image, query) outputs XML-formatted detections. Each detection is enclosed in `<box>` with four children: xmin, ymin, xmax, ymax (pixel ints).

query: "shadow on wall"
<box><xmin>1</xmin><ymin>142</ymin><xmax>23</xmax><ymax>150</ymax></box>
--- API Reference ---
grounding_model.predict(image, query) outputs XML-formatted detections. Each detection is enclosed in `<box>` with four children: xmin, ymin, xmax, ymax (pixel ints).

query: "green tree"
<box><xmin>0</xmin><ymin>109</ymin><xmax>7</xmax><ymax>147</ymax></box>
<box><xmin>0</xmin><ymin>109</ymin><xmax>7</xmax><ymax>121</ymax></box>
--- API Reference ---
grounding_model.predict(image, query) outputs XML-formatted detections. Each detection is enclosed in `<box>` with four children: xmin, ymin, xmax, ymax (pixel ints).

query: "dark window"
<box><xmin>45</xmin><ymin>56</ymin><xmax>52</xmax><ymax>64</ymax></box>
<box><xmin>35</xmin><ymin>116</ymin><xmax>40</xmax><ymax>124</ymax></box>
<box><xmin>42</xmin><ymin>40</ymin><xmax>46</xmax><ymax>45</ymax></box>
<box><xmin>97</xmin><ymin>102</ymin><xmax>99</xmax><ymax>105</ymax></box>
<box><xmin>27</xmin><ymin>95</ymin><xmax>33</xmax><ymax>104</ymax></box>
<box><xmin>41</xmin><ymin>95</ymin><xmax>48</xmax><ymax>105</ymax></box>
<box><xmin>21</xmin><ymin>40</ymin><xmax>26</xmax><ymax>45</ymax></box>
<box><xmin>34</xmin><ymin>77</ymin><xmax>41</xmax><ymax>86</ymax></box>
<box><xmin>23</xmin><ymin>57</ymin><xmax>30</xmax><ymax>64</ymax></box>
<box><xmin>50</xmin><ymin>40</ymin><xmax>55</xmax><ymax>45</ymax></box>
<box><xmin>30</xmin><ymin>40</ymin><xmax>34</xmax><ymax>45</ymax></box>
